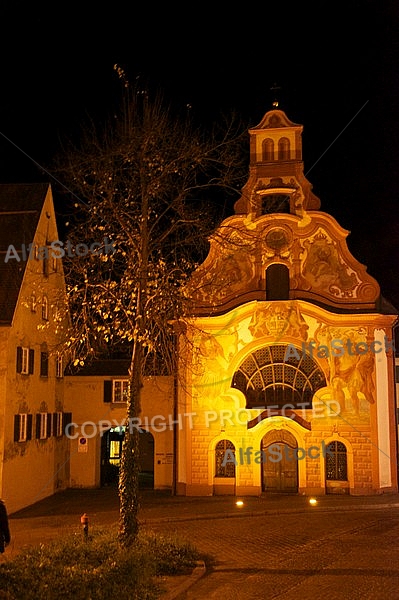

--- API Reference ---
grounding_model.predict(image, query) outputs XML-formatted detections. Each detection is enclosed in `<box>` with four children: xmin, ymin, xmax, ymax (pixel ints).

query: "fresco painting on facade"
<box><xmin>180</xmin><ymin>107</ymin><xmax>398</xmax><ymax>498</ymax></box>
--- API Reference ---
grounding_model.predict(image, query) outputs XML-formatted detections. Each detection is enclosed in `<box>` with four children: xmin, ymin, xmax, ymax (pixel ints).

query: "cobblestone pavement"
<box><xmin>146</xmin><ymin>506</ymin><xmax>399</xmax><ymax>599</ymax></box>
<box><xmin>4</xmin><ymin>488</ymin><xmax>399</xmax><ymax>599</ymax></box>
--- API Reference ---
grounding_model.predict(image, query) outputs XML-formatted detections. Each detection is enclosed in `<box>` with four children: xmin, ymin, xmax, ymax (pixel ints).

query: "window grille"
<box><xmin>215</xmin><ymin>439</ymin><xmax>236</xmax><ymax>478</ymax></box>
<box><xmin>325</xmin><ymin>441</ymin><xmax>348</xmax><ymax>481</ymax></box>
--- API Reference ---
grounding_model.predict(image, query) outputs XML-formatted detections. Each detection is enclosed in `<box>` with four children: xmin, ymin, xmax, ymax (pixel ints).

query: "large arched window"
<box><xmin>325</xmin><ymin>441</ymin><xmax>348</xmax><ymax>481</ymax></box>
<box><xmin>232</xmin><ymin>345</ymin><xmax>326</xmax><ymax>410</ymax></box>
<box><xmin>215</xmin><ymin>440</ymin><xmax>236</xmax><ymax>478</ymax></box>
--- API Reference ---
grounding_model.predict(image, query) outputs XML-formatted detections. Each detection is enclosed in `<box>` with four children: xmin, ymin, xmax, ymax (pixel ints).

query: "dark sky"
<box><xmin>1</xmin><ymin>1</ymin><xmax>399</xmax><ymax>307</ymax></box>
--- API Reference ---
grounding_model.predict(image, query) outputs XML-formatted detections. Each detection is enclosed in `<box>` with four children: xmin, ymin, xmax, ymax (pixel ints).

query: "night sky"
<box><xmin>1</xmin><ymin>2</ymin><xmax>399</xmax><ymax>308</ymax></box>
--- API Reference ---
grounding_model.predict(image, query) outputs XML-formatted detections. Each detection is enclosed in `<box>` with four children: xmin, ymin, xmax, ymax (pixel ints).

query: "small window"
<box><xmin>56</xmin><ymin>355</ymin><xmax>64</xmax><ymax>378</ymax></box>
<box><xmin>14</xmin><ymin>413</ymin><xmax>32</xmax><ymax>442</ymax></box>
<box><xmin>215</xmin><ymin>439</ymin><xmax>236</xmax><ymax>478</ymax></box>
<box><xmin>326</xmin><ymin>441</ymin><xmax>348</xmax><ymax>481</ymax></box>
<box><xmin>21</xmin><ymin>347</ymin><xmax>29</xmax><ymax>374</ymax></box>
<box><xmin>112</xmin><ymin>380</ymin><xmax>129</xmax><ymax>403</ymax></box>
<box><xmin>18</xmin><ymin>413</ymin><xmax>27</xmax><ymax>442</ymax></box>
<box><xmin>42</xmin><ymin>246</ymin><xmax>50</xmax><ymax>277</ymax></box>
<box><xmin>53</xmin><ymin>412</ymin><xmax>63</xmax><ymax>437</ymax></box>
<box><xmin>40</xmin><ymin>349</ymin><xmax>49</xmax><ymax>377</ymax></box>
<box><xmin>30</xmin><ymin>292</ymin><xmax>37</xmax><ymax>312</ymax></box>
<box><xmin>36</xmin><ymin>412</ymin><xmax>48</xmax><ymax>440</ymax></box>
<box><xmin>42</xmin><ymin>296</ymin><xmax>49</xmax><ymax>320</ymax></box>
<box><xmin>17</xmin><ymin>346</ymin><xmax>34</xmax><ymax>375</ymax></box>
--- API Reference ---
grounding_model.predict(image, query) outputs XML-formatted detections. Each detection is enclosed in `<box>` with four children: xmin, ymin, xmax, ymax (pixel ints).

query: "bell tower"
<box><xmin>234</xmin><ymin>107</ymin><xmax>321</xmax><ymax>217</ymax></box>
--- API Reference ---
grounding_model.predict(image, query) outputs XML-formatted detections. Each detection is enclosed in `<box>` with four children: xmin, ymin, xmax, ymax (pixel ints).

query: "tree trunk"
<box><xmin>119</xmin><ymin>186</ymin><xmax>149</xmax><ymax>546</ymax></box>
<box><xmin>118</xmin><ymin>341</ymin><xmax>142</xmax><ymax>547</ymax></box>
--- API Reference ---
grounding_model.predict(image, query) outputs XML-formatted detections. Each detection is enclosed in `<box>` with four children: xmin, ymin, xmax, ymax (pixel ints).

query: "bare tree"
<box><xmin>53</xmin><ymin>71</ymin><xmax>248</xmax><ymax>547</ymax></box>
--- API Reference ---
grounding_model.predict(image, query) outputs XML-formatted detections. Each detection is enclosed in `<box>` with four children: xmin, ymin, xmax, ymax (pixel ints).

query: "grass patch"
<box><xmin>0</xmin><ymin>526</ymin><xmax>202</xmax><ymax>600</ymax></box>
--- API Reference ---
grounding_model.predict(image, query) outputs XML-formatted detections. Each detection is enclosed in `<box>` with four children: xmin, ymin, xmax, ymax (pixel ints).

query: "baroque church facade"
<box><xmin>176</xmin><ymin>107</ymin><xmax>398</xmax><ymax>497</ymax></box>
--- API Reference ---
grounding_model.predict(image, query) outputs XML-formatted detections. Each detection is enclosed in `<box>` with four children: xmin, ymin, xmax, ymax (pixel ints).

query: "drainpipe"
<box><xmin>393</xmin><ymin>320</ymin><xmax>399</xmax><ymax>490</ymax></box>
<box><xmin>172</xmin><ymin>332</ymin><xmax>179</xmax><ymax>496</ymax></box>
<box><xmin>173</xmin><ymin>365</ymin><xmax>178</xmax><ymax>496</ymax></box>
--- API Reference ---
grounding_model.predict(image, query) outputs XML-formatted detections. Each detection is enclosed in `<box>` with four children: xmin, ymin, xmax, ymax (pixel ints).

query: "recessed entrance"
<box><xmin>261</xmin><ymin>430</ymin><xmax>298</xmax><ymax>493</ymax></box>
<box><xmin>100</xmin><ymin>427</ymin><xmax>155</xmax><ymax>488</ymax></box>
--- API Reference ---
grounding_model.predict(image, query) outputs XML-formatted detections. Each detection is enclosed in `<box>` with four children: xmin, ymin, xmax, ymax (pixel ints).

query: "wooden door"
<box><xmin>262</xmin><ymin>442</ymin><xmax>298</xmax><ymax>493</ymax></box>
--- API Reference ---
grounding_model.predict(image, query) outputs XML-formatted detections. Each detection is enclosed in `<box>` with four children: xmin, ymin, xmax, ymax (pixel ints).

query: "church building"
<box><xmin>176</xmin><ymin>107</ymin><xmax>398</xmax><ymax>496</ymax></box>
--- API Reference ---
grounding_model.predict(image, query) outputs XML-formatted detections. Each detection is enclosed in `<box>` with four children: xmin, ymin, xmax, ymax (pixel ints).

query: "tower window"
<box><xmin>266</xmin><ymin>264</ymin><xmax>290</xmax><ymax>300</ymax></box>
<box><xmin>261</xmin><ymin>194</ymin><xmax>290</xmax><ymax>215</ymax></box>
<box><xmin>278</xmin><ymin>137</ymin><xmax>290</xmax><ymax>160</ymax></box>
<box><xmin>262</xmin><ymin>138</ymin><xmax>274</xmax><ymax>161</ymax></box>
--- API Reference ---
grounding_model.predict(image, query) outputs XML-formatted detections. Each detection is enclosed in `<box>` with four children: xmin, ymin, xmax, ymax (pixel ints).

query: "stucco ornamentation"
<box><xmin>248</xmin><ymin>302</ymin><xmax>308</xmax><ymax>342</ymax></box>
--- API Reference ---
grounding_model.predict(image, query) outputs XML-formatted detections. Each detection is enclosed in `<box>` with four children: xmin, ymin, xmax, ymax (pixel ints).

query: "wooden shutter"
<box><xmin>35</xmin><ymin>414</ymin><xmax>41</xmax><ymax>439</ymax></box>
<box><xmin>104</xmin><ymin>380</ymin><xmax>112</xmax><ymax>403</ymax></box>
<box><xmin>27</xmin><ymin>414</ymin><xmax>33</xmax><ymax>440</ymax></box>
<box><xmin>63</xmin><ymin>412</ymin><xmax>72</xmax><ymax>436</ymax></box>
<box><xmin>52</xmin><ymin>413</ymin><xmax>57</xmax><ymax>436</ymax></box>
<box><xmin>16</xmin><ymin>347</ymin><xmax>22</xmax><ymax>373</ymax></box>
<box><xmin>28</xmin><ymin>349</ymin><xmax>34</xmax><ymax>374</ymax></box>
<box><xmin>40</xmin><ymin>352</ymin><xmax>48</xmax><ymax>377</ymax></box>
<box><xmin>14</xmin><ymin>415</ymin><xmax>20</xmax><ymax>441</ymax></box>
<box><xmin>47</xmin><ymin>413</ymin><xmax>53</xmax><ymax>437</ymax></box>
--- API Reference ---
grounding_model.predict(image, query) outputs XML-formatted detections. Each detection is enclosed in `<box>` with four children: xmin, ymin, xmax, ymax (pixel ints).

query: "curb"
<box><xmin>161</xmin><ymin>560</ymin><xmax>206</xmax><ymax>600</ymax></box>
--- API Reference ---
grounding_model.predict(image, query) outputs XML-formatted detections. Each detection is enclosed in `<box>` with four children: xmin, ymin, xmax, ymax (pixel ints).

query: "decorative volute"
<box><xmin>234</xmin><ymin>108</ymin><xmax>321</xmax><ymax>217</ymax></box>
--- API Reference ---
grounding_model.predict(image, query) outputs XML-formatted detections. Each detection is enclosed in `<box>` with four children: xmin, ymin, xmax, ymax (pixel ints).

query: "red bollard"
<box><xmin>80</xmin><ymin>513</ymin><xmax>89</xmax><ymax>540</ymax></box>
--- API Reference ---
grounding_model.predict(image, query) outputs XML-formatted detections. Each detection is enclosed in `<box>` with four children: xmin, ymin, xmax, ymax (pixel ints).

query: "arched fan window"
<box><xmin>232</xmin><ymin>345</ymin><xmax>326</xmax><ymax>410</ymax></box>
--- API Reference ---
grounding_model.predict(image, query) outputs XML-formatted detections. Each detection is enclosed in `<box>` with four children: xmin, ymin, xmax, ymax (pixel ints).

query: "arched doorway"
<box><xmin>261</xmin><ymin>430</ymin><xmax>298</xmax><ymax>493</ymax></box>
<box><xmin>100</xmin><ymin>427</ymin><xmax>155</xmax><ymax>488</ymax></box>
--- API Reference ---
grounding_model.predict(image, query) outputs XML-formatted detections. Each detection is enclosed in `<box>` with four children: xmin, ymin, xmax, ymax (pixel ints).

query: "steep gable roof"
<box><xmin>0</xmin><ymin>183</ymin><xmax>50</xmax><ymax>325</ymax></box>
